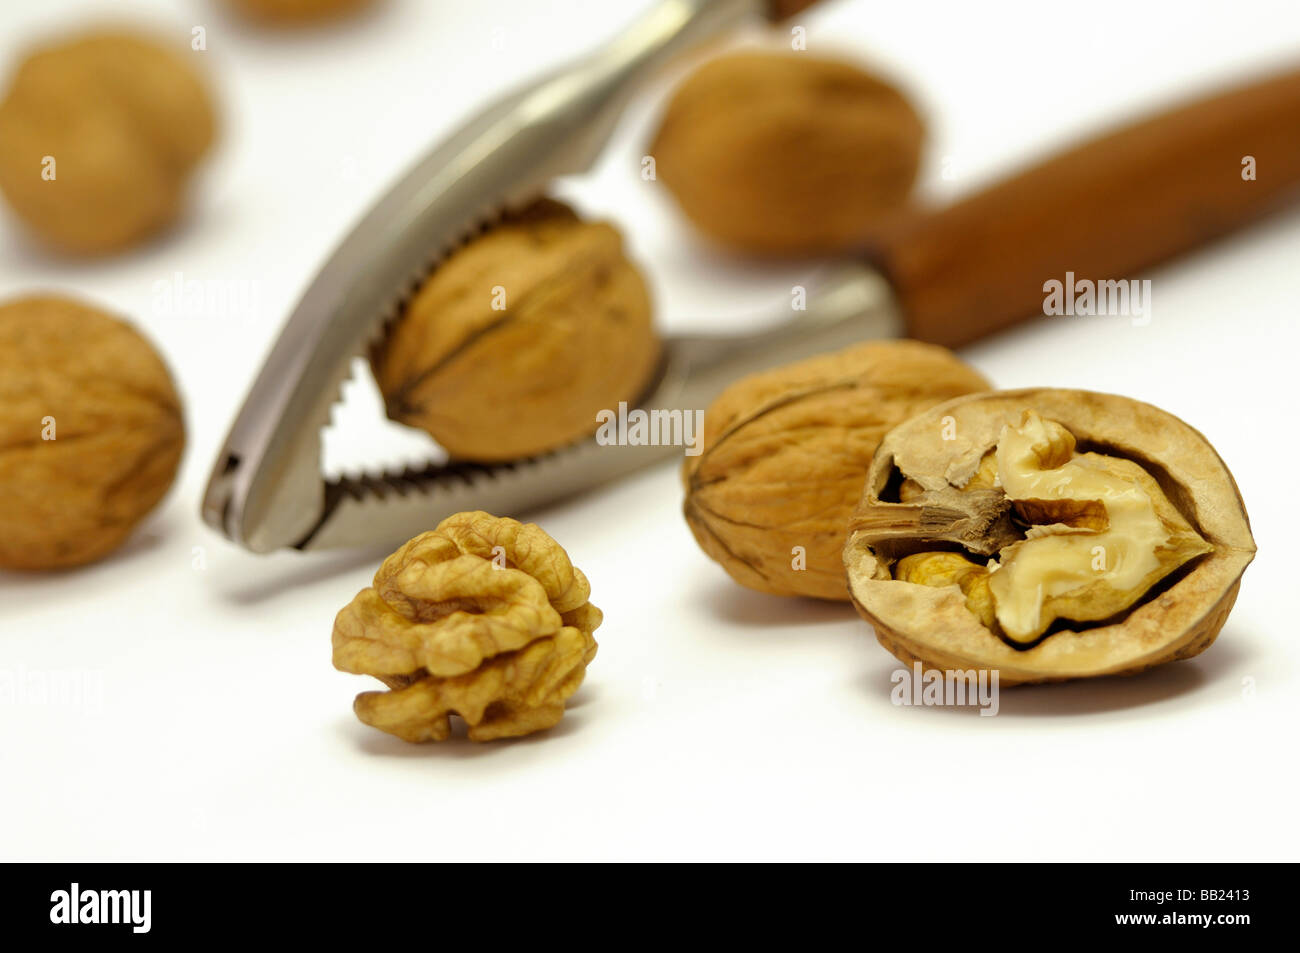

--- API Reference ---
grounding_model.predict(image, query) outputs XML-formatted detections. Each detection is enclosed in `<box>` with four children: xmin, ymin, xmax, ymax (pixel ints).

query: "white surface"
<box><xmin>1</xmin><ymin>0</ymin><xmax>1297</xmax><ymax>862</ymax></box>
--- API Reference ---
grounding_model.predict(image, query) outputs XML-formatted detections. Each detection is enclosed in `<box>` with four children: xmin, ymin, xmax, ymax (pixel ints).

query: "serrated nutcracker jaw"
<box><xmin>204</xmin><ymin>254</ymin><xmax>899</xmax><ymax>554</ymax></box>
<box><xmin>297</xmin><ymin>264</ymin><xmax>900</xmax><ymax>552</ymax></box>
<box><xmin>201</xmin><ymin>0</ymin><xmax>799</xmax><ymax>553</ymax></box>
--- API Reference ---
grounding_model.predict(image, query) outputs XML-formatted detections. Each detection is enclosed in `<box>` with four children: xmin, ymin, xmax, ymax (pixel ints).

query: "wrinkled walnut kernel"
<box><xmin>332</xmin><ymin>511</ymin><xmax>601</xmax><ymax>742</ymax></box>
<box><xmin>879</xmin><ymin>411</ymin><xmax>1211</xmax><ymax>643</ymax></box>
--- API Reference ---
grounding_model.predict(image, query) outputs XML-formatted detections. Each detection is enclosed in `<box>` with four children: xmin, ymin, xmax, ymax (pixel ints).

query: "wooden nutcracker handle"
<box><xmin>870</xmin><ymin>64</ymin><xmax>1300</xmax><ymax>348</ymax></box>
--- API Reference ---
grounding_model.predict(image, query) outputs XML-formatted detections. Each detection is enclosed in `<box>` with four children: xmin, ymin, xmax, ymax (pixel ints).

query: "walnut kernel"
<box><xmin>332</xmin><ymin>511</ymin><xmax>602</xmax><ymax>742</ymax></box>
<box><xmin>844</xmin><ymin>389</ymin><xmax>1256</xmax><ymax>684</ymax></box>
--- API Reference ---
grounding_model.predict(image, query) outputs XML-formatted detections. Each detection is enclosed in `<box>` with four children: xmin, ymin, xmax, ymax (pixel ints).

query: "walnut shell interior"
<box><xmin>843</xmin><ymin>389</ymin><xmax>1255</xmax><ymax>685</ymax></box>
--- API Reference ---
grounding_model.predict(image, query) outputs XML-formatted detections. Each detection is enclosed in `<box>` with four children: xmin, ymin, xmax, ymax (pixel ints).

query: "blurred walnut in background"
<box><xmin>224</xmin><ymin>0</ymin><xmax>377</xmax><ymax>24</ymax></box>
<box><xmin>372</xmin><ymin>199</ymin><xmax>661</xmax><ymax>462</ymax></box>
<box><xmin>0</xmin><ymin>30</ymin><xmax>216</xmax><ymax>256</ymax></box>
<box><xmin>650</xmin><ymin>50</ymin><xmax>924</xmax><ymax>256</ymax></box>
<box><xmin>0</xmin><ymin>296</ymin><xmax>185</xmax><ymax>570</ymax></box>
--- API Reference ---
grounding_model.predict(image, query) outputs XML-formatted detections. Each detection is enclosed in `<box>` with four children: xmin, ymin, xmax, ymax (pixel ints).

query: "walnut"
<box><xmin>224</xmin><ymin>0</ymin><xmax>377</xmax><ymax>23</ymax></box>
<box><xmin>0</xmin><ymin>30</ymin><xmax>217</xmax><ymax>256</ymax></box>
<box><xmin>844</xmin><ymin>389</ymin><xmax>1256</xmax><ymax>684</ymax></box>
<box><xmin>649</xmin><ymin>51</ymin><xmax>924</xmax><ymax>256</ymax></box>
<box><xmin>682</xmin><ymin>340</ymin><xmax>990</xmax><ymax>601</ymax></box>
<box><xmin>0</xmin><ymin>296</ymin><xmax>185</xmax><ymax>570</ymax></box>
<box><xmin>332</xmin><ymin>511</ymin><xmax>602</xmax><ymax>742</ymax></box>
<box><xmin>894</xmin><ymin>551</ymin><xmax>996</xmax><ymax>629</ymax></box>
<box><xmin>371</xmin><ymin>199</ymin><xmax>661</xmax><ymax>462</ymax></box>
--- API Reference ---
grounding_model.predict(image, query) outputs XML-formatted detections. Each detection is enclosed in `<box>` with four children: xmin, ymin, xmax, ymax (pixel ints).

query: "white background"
<box><xmin>1</xmin><ymin>0</ymin><xmax>1297</xmax><ymax>861</ymax></box>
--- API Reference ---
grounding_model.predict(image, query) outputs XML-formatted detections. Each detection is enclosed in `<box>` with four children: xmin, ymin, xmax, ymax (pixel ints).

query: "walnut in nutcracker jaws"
<box><xmin>370</xmin><ymin>199</ymin><xmax>660</xmax><ymax>462</ymax></box>
<box><xmin>332</xmin><ymin>512</ymin><xmax>602</xmax><ymax>742</ymax></box>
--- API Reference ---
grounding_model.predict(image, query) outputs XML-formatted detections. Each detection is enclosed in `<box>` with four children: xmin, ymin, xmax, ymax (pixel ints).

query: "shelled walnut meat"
<box><xmin>649</xmin><ymin>50</ymin><xmax>924</xmax><ymax>256</ymax></box>
<box><xmin>332</xmin><ymin>511</ymin><xmax>601</xmax><ymax>742</ymax></box>
<box><xmin>683</xmin><ymin>340</ymin><xmax>990</xmax><ymax>601</ymax></box>
<box><xmin>371</xmin><ymin>199</ymin><xmax>660</xmax><ymax>462</ymax></box>
<box><xmin>0</xmin><ymin>296</ymin><xmax>185</xmax><ymax>570</ymax></box>
<box><xmin>843</xmin><ymin>389</ymin><xmax>1256</xmax><ymax>684</ymax></box>
<box><xmin>0</xmin><ymin>30</ymin><xmax>216</xmax><ymax>255</ymax></box>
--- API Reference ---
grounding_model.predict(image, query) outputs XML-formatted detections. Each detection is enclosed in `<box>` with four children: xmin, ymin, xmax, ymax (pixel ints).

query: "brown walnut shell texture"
<box><xmin>0</xmin><ymin>296</ymin><xmax>185</xmax><ymax>570</ymax></box>
<box><xmin>225</xmin><ymin>0</ymin><xmax>376</xmax><ymax>23</ymax></box>
<box><xmin>0</xmin><ymin>31</ymin><xmax>216</xmax><ymax>255</ymax></box>
<box><xmin>371</xmin><ymin>199</ymin><xmax>661</xmax><ymax>462</ymax></box>
<box><xmin>649</xmin><ymin>50</ymin><xmax>924</xmax><ymax>256</ymax></box>
<box><xmin>843</xmin><ymin>389</ymin><xmax>1256</xmax><ymax>685</ymax></box>
<box><xmin>332</xmin><ymin>512</ymin><xmax>601</xmax><ymax>742</ymax></box>
<box><xmin>682</xmin><ymin>340</ymin><xmax>991</xmax><ymax>601</ymax></box>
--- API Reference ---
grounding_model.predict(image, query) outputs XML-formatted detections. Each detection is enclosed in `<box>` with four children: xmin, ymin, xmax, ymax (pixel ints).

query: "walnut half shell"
<box><xmin>332</xmin><ymin>512</ymin><xmax>601</xmax><ymax>742</ymax></box>
<box><xmin>843</xmin><ymin>389</ymin><xmax>1255</xmax><ymax>685</ymax></box>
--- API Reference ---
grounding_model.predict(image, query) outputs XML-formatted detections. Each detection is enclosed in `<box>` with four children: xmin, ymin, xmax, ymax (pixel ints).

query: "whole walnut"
<box><xmin>332</xmin><ymin>512</ymin><xmax>602</xmax><ymax>742</ymax></box>
<box><xmin>224</xmin><ymin>0</ymin><xmax>377</xmax><ymax>23</ymax></box>
<box><xmin>371</xmin><ymin>199</ymin><xmax>661</xmax><ymax>462</ymax></box>
<box><xmin>649</xmin><ymin>51</ymin><xmax>924</xmax><ymax>256</ymax></box>
<box><xmin>0</xmin><ymin>296</ymin><xmax>185</xmax><ymax>570</ymax></box>
<box><xmin>682</xmin><ymin>340</ymin><xmax>990</xmax><ymax>601</ymax></box>
<box><xmin>0</xmin><ymin>30</ymin><xmax>217</xmax><ymax>256</ymax></box>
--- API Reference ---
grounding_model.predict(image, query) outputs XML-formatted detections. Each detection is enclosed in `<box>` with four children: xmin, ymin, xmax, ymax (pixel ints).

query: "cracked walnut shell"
<box><xmin>332</xmin><ymin>511</ymin><xmax>601</xmax><ymax>742</ymax></box>
<box><xmin>843</xmin><ymin>389</ymin><xmax>1256</xmax><ymax>685</ymax></box>
<box><xmin>0</xmin><ymin>295</ymin><xmax>185</xmax><ymax>570</ymax></box>
<box><xmin>0</xmin><ymin>30</ymin><xmax>216</xmax><ymax>255</ymax></box>
<box><xmin>371</xmin><ymin>199</ymin><xmax>660</xmax><ymax>462</ymax></box>
<box><xmin>682</xmin><ymin>340</ymin><xmax>990</xmax><ymax>601</ymax></box>
<box><xmin>649</xmin><ymin>51</ymin><xmax>923</xmax><ymax>255</ymax></box>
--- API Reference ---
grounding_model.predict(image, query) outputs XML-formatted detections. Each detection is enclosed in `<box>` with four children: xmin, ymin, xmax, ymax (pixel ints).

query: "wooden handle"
<box><xmin>871</xmin><ymin>65</ymin><xmax>1300</xmax><ymax>348</ymax></box>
